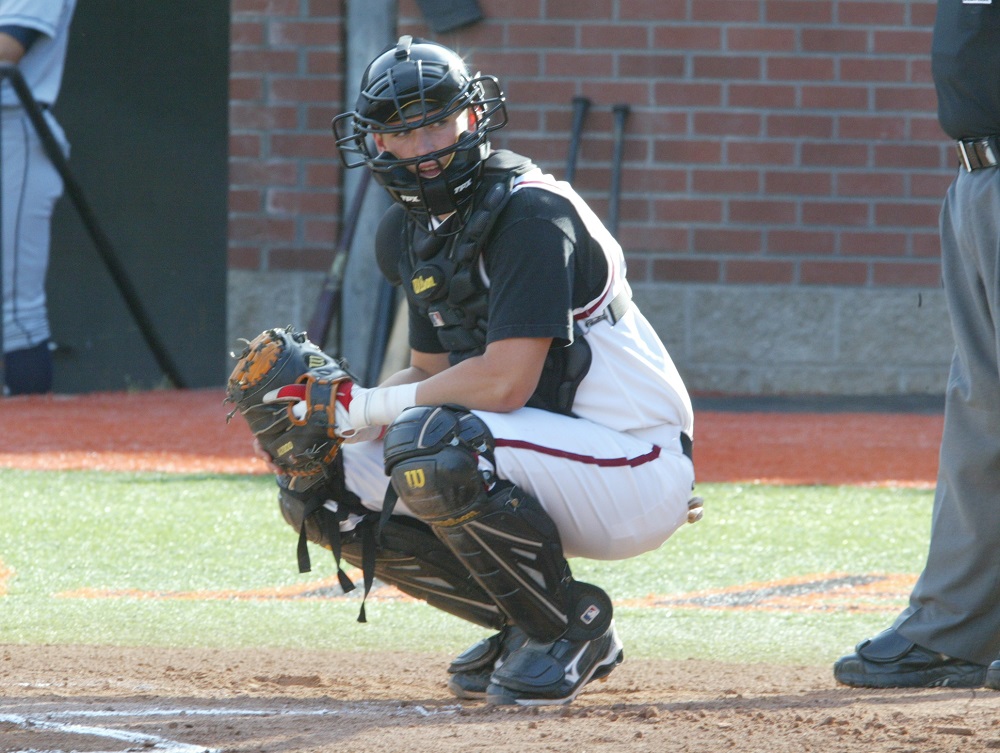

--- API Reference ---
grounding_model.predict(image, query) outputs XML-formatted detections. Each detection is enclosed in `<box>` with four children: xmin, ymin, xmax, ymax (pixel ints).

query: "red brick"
<box><xmin>910</xmin><ymin>1</ymin><xmax>938</xmax><ymax>27</ymax></box>
<box><xmin>874</xmin><ymin>144</ymin><xmax>942</xmax><ymax>169</ymax></box>
<box><xmin>801</xmin><ymin>201</ymin><xmax>870</xmax><ymax>226</ymax></box>
<box><xmin>801</xmin><ymin>29</ymin><xmax>868</xmax><ymax>53</ymax></box>
<box><xmin>728</xmin><ymin>84</ymin><xmax>797</xmax><ymax>109</ymax></box>
<box><xmin>766</xmin><ymin>114</ymin><xmax>835</xmax><ymax>139</ymax></box>
<box><xmin>839</xmin><ymin>115</ymin><xmax>907</xmax><ymax>141</ymax></box>
<box><xmin>269</xmin><ymin>21</ymin><xmax>341</xmax><ymax>46</ymax></box>
<box><xmin>727</xmin><ymin>141</ymin><xmax>797</xmax><ymax>166</ymax></box>
<box><xmin>270</xmin><ymin>77</ymin><xmax>340</xmax><ymax>103</ymax></box>
<box><xmin>693</xmin><ymin>112</ymin><xmax>763</xmax><ymax>137</ymax></box>
<box><xmin>692</xmin><ymin>0</ymin><xmax>761</xmax><ymax>23</ymax></box>
<box><xmin>620</xmin><ymin>0</ymin><xmax>686</xmax><ymax>20</ymax></box>
<box><xmin>840</xmin><ymin>57</ymin><xmax>907</xmax><ymax>83</ymax></box>
<box><xmin>765</xmin><ymin>170</ymin><xmax>833</xmax><ymax>196</ymax></box>
<box><xmin>230</xmin><ymin>77</ymin><xmax>263</xmax><ymax>101</ymax></box>
<box><xmin>655</xmin><ymin>82</ymin><xmax>723</xmax><ymax>107</ymax></box>
<box><xmin>836</xmin><ymin>172</ymin><xmax>905</xmax><ymax>197</ymax></box>
<box><xmin>912</xmin><ymin>232</ymin><xmax>942</xmax><ymax>259</ymax></box>
<box><xmin>653</xmin><ymin>25</ymin><xmax>721</xmax><ymax>50</ymax></box>
<box><xmin>230</xmin><ymin>49</ymin><xmax>299</xmax><ymax>74</ymax></box>
<box><xmin>875</xmin><ymin>85</ymin><xmax>937</xmax><ymax>113</ymax></box>
<box><xmin>270</xmin><ymin>133</ymin><xmax>339</xmax><ymax>159</ymax></box>
<box><xmin>653</xmin><ymin>258</ymin><xmax>722</xmax><ymax>283</ymax></box>
<box><xmin>693</xmin><ymin>169</ymin><xmax>761</xmax><ymax>194</ymax></box>
<box><xmin>838</xmin><ymin>1</ymin><xmax>906</xmax><ymax>26</ymax></box>
<box><xmin>304</xmin><ymin>219</ymin><xmax>337</xmax><ymax>246</ymax></box>
<box><xmin>765</xmin><ymin>1</ymin><xmax>833</xmax><ymax>24</ymax></box>
<box><xmin>655</xmin><ymin>139</ymin><xmax>723</xmax><ymax>164</ymax></box>
<box><xmin>229</xmin><ymin>134</ymin><xmax>263</xmax><ymax>158</ymax></box>
<box><xmin>654</xmin><ymin>198</ymin><xmax>724</xmax><ymax>223</ymax></box>
<box><xmin>841</xmin><ymin>231</ymin><xmax>908</xmax><ymax>257</ymax></box>
<box><xmin>228</xmin><ymin>245</ymin><xmax>264</xmax><ymax>270</ymax></box>
<box><xmin>229</xmin><ymin>216</ymin><xmax>297</xmax><ymax>243</ymax></box>
<box><xmin>768</xmin><ymin>230</ymin><xmax>836</xmax><ymax>255</ymax></box>
<box><xmin>231</xmin><ymin>0</ymin><xmax>299</xmax><ymax>15</ymax></box>
<box><xmin>546</xmin><ymin>52</ymin><xmax>615</xmax><ymax>77</ymax></box>
<box><xmin>800</xmin><ymin>261</ymin><xmax>869</xmax><ymax>285</ymax></box>
<box><xmin>872</xmin><ymin>262</ymin><xmax>941</xmax><ymax>287</ymax></box>
<box><xmin>229</xmin><ymin>189</ymin><xmax>262</xmax><ymax>213</ymax></box>
<box><xmin>229</xmin><ymin>104</ymin><xmax>298</xmax><ymax>130</ymax></box>
<box><xmin>729</xmin><ymin>200</ymin><xmax>797</xmax><ymax>224</ymax></box>
<box><xmin>725</xmin><ymin>260</ymin><xmax>795</xmax><ymax>284</ymax></box>
<box><xmin>873</xmin><ymin>29</ymin><xmax>933</xmax><ymax>55</ymax></box>
<box><xmin>693</xmin><ymin>55</ymin><xmax>762</xmax><ymax>80</ymax></box>
<box><xmin>727</xmin><ymin>27</ymin><xmax>797</xmax><ymax>52</ymax></box>
<box><xmin>800</xmin><ymin>85</ymin><xmax>869</xmax><ymax>110</ymax></box>
<box><xmin>481</xmin><ymin>0</ymin><xmax>544</xmax><ymax>20</ymax></box>
<box><xmin>874</xmin><ymin>201</ymin><xmax>940</xmax><ymax>229</ymax></box>
<box><xmin>620</xmin><ymin>54</ymin><xmax>686</xmax><ymax>78</ymax></box>
<box><xmin>910</xmin><ymin>172</ymin><xmax>953</xmax><ymax>200</ymax></box>
<box><xmin>229</xmin><ymin>160</ymin><xmax>298</xmax><ymax>187</ymax></box>
<box><xmin>546</xmin><ymin>0</ymin><xmax>613</xmax><ymax>20</ymax></box>
<box><xmin>766</xmin><ymin>56</ymin><xmax>835</xmax><ymax>82</ymax></box>
<box><xmin>231</xmin><ymin>21</ymin><xmax>265</xmax><ymax>46</ymax></box>
<box><xmin>505</xmin><ymin>23</ymin><xmax>577</xmax><ymax>47</ymax></box>
<box><xmin>693</xmin><ymin>228</ymin><xmax>762</xmax><ymax>253</ymax></box>
<box><xmin>800</xmin><ymin>143</ymin><xmax>870</xmax><ymax>167</ymax></box>
<box><xmin>583</xmin><ymin>25</ymin><xmax>654</xmax><ymax>48</ymax></box>
<box><xmin>267</xmin><ymin>190</ymin><xmax>338</xmax><ymax>215</ymax></box>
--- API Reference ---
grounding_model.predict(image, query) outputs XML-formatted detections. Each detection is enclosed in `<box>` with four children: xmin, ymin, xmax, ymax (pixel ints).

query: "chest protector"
<box><xmin>397</xmin><ymin>150</ymin><xmax>592</xmax><ymax>416</ymax></box>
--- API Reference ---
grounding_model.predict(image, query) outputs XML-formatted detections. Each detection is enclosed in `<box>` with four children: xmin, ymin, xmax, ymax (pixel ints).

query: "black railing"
<box><xmin>0</xmin><ymin>63</ymin><xmax>185</xmax><ymax>388</ymax></box>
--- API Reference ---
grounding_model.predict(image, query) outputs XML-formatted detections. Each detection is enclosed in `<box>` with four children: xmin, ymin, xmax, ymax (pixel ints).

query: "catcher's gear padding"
<box><xmin>280</xmin><ymin>486</ymin><xmax>503</xmax><ymax>630</ymax></box>
<box><xmin>225</xmin><ymin>327</ymin><xmax>356</xmax><ymax>486</ymax></box>
<box><xmin>382</xmin><ymin>404</ymin><xmax>613</xmax><ymax>643</ymax></box>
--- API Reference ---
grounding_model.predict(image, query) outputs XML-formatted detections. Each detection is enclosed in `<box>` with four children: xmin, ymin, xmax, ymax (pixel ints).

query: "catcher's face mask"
<box><xmin>331</xmin><ymin>34</ymin><xmax>507</xmax><ymax>234</ymax></box>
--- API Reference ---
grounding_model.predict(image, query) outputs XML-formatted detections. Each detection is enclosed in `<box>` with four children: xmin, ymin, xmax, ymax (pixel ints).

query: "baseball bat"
<box><xmin>307</xmin><ymin>169</ymin><xmax>372</xmax><ymax>350</ymax></box>
<box><xmin>608</xmin><ymin>103</ymin><xmax>631</xmax><ymax>239</ymax></box>
<box><xmin>565</xmin><ymin>96</ymin><xmax>591</xmax><ymax>182</ymax></box>
<box><xmin>0</xmin><ymin>65</ymin><xmax>187</xmax><ymax>388</ymax></box>
<box><xmin>364</xmin><ymin>276</ymin><xmax>397</xmax><ymax>386</ymax></box>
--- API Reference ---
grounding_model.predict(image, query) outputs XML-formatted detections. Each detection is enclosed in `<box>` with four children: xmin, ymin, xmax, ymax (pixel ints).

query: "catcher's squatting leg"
<box><xmin>277</xmin><ymin>456</ymin><xmax>505</xmax><ymax>631</ymax></box>
<box><xmin>381</xmin><ymin>404</ymin><xmax>624</xmax><ymax>705</ymax></box>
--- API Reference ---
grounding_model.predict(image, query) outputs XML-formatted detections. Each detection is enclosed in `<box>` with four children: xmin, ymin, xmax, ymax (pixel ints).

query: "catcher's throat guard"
<box><xmin>225</xmin><ymin>327</ymin><xmax>355</xmax><ymax>482</ymax></box>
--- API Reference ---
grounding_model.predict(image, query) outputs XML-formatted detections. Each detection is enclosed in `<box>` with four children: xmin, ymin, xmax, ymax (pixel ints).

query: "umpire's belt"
<box><xmin>957</xmin><ymin>137</ymin><xmax>1000</xmax><ymax>172</ymax></box>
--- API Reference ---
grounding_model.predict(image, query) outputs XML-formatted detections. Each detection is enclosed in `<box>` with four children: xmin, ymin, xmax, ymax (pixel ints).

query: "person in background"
<box><xmin>834</xmin><ymin>0</ymin><xmax>1000</xmax><ymax>691</ymax></box>
<box><xmin>0</xmin><ymin>0</ymin><xmax>76</xmax><ymax>395</ymax></box>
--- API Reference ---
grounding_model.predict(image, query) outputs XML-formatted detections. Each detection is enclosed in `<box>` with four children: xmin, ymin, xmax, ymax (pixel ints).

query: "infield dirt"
<box><xmin>5</xmin><ymin>389</ymin><xmax>996</xmax><ymax>753</ymax></box>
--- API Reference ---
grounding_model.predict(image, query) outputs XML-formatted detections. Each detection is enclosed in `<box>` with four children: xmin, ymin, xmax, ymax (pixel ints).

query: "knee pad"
<box><xmin>382</xmin><ymin>404</ymin><xmax>494</xmax><ymax>524</ymax></box>
<box><xmin>381</xmin><ymin>404</ymin><xmax>611</xmax><ymax>643</ymax></box>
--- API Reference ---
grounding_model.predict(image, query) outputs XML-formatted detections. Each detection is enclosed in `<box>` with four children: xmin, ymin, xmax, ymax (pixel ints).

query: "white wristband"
<box><xmin>348</xmin><ymin>383</ymin><xmax>419</xmax><ymax>429</ymax></box>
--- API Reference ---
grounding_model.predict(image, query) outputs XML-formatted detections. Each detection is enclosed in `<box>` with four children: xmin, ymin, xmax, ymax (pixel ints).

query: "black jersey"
<box><xmin>931</xmin><ymin>0</ymin><xmax>1000</xmax><ymax>139</ymax></box>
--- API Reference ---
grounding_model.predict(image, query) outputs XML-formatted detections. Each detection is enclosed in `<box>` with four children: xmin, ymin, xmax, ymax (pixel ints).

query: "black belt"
<box><xmin>956</xmin><ymin>137</ymin><xmax>999</xmax><ymax>172</ymax></box>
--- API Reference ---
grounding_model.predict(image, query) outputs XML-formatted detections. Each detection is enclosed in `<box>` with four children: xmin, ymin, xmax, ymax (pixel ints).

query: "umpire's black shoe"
<box><xmin>985</xmin><ymin>660</ymin><xmax>1000</xmax><ymax>690</ymax></box>
<box><xmin>485</xmin><ymin>621</ymin><xmax>624</xmax><ymax>706</ymax></box>
<box><xmin>833</xmin><ymin>628</ymin><xmax>987</xmax><ymax>688</ymax></box>
<box><xmin>447</xmin><ymin>625</ymin><xmax>528</xmax><ymax>700</ymax></box>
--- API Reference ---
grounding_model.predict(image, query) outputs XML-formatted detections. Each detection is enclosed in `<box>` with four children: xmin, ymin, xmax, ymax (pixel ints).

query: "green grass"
<box><xmin>0</xmin><ymin>469</ymin><xmax>934</xmax><ymax>665</ymax></box>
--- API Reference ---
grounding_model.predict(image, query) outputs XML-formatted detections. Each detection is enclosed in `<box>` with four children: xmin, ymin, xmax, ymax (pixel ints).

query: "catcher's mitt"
<box><xmin>225</xmin><ymin>327</ymin><xmax>356</xmax><ymax>482</ymax></box>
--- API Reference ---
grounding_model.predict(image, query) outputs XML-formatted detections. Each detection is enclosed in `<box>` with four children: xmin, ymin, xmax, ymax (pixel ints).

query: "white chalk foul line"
<box><xmin>0</xmin><ymin>712</ymin><xmax>218</xmax><ymax>753</ymax></box>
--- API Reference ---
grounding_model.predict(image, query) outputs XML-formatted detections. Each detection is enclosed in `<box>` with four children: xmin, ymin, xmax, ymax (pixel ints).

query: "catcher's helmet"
<box><xmin>332</xmin><ymin>35</ymin><xmax>508</xmax><ymax>233</ymax></box>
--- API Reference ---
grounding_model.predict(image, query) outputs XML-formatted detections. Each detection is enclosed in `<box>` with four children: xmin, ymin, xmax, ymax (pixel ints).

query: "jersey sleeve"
<box><xmin>483</xmin><ymin>190</ymin><xmax>580</xmax><ymax>347</ymax></box>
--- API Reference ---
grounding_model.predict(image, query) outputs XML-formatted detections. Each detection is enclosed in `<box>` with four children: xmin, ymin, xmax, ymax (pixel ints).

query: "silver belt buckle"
<box><xmin>983</xmin><ymin>140</ymin><xmax>998</xmax><ymax>167</ymax></box>
<box><xmin>958</xmin><ymin>140</ymin><xmax>974</xmax><ymax>172</ymax></box>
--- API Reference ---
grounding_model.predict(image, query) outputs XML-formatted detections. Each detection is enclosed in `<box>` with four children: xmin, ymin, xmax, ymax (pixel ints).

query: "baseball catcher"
<box><xmin>229</xmin><ymin>35</ymin><xmax>702</xmax><ymax>706</ymax></box>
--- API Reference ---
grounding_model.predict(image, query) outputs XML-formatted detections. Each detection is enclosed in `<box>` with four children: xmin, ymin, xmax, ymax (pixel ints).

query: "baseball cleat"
<box><xmin>485</xmin><ymin>621</ymin><xmax>624</xmax><ymax>706</ymax></box>
<box><xmin>447</xmin><ymin>625</ymin><xmax>528</xmax><ymax>700</ymax></box>
<box><xmin>984</xmin><ymin>659</ymin><xmax>1000</xmax><ymax>690</ymax></box>
<box><xmin>833</xmin><ymin>628</ymin><xmax>987</xmax><ymax>688</ymax></box>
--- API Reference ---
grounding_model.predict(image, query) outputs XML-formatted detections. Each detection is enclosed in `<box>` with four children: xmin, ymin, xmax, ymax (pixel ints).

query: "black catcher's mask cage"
<box><xmin>332</xmin><ymin>35</ymin><xmax>508</xmax><ymax>234</ymax></box>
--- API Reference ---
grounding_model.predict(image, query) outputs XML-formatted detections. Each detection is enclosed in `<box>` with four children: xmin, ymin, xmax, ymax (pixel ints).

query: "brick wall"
<box><xmin>229</xmin><ymin>0</ymin><xmax>950</xmax><ymax>290</ymax></box>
